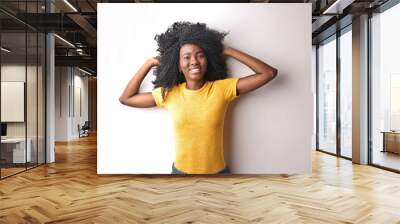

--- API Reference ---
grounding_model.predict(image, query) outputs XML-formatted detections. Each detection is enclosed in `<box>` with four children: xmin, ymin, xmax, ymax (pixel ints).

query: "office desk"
<box><xmin>1</xmin><ymin>138</ymin><xmax>31</xmax><ymax>163</ymax></box>
<box><xmin>381</xmin><ymin>131</ymin><xmax>400</xmax><ymax>154</ymax></box>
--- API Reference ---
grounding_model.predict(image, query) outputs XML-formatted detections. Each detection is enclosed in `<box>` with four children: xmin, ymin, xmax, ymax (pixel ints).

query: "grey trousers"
<box><xmin>171</xmin><ymin>163</ymin><xmax>231</xmax><ymax>174</ymax></box>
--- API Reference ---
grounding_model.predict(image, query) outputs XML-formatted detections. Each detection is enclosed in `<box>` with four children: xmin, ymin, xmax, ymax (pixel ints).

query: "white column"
<box><xmin>352</xmin><ymin>14</ymin><xmax>369</xmax><ymax>164</ymax></box>
<box><xmin>46</xmin><ymin>33</ymin><xmax>55</xmax><ymax>163</ymax></box>
<box><xmin>45</xmin><ymin>1</ymin><xmax>55</xmax><ymax>163</ymax></box>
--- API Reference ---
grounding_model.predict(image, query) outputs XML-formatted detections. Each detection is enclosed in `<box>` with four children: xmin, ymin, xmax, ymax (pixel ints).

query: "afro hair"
<box><xmin>152</xmin><ymin>21</ymin><xmax>228</xmax><ymax>101</ymax></box>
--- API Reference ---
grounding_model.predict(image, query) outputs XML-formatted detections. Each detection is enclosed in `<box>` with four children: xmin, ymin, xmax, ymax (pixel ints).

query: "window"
<box><xmin>318</xmin><ymin>36</ymin><xmax>337</xmax><ymax>154</ymax></box>
<box><xmin>339</xmin><ymin>28</ymin><xmax>352</xmax><ymax>158</ymax></box>
<box><xmin>371</xmin><ymin>2</ymin><xmax>400</xmax><ymax>171</ymax></box>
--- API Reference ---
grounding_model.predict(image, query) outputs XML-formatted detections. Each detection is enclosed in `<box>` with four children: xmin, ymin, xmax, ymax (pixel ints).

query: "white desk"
<box><xmin>1</xmin><ymin>138</ymin><xmax>31</xmax><ymax>163</ymax></box>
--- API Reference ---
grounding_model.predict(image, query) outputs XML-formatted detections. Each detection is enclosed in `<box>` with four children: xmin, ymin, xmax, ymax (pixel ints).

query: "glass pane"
<box><xmin>318</xmin><ymin>37</ymin><xmax>337</xmax><ymax>154</ymax></box>
<box><xmin>27</xmin><ymin>31</ymin><xmax>38</xmax><ymax>169</ymax></box>
<box><xmin>38</xmin><ymin>32</ymin><xmax>45</xmax><ymax>165</ymax></box>
<box><xmin>340</xmin><ymin>29</ymin><xmax>352</xmax><ymax>158</ymax></box>
<box><xmin>0</xmin><ymin>1</ymin><xmax>46</xmax><ymax>178</ymax></box>
<box><xmin>371</xmin><ymin>3</ymin><xmax>400</xmax><ymax>171</ymax></box>
<box><xmin>1</xmin><ymin>32</ymin><xmax>27</xmax><ymax>177</ymax></box>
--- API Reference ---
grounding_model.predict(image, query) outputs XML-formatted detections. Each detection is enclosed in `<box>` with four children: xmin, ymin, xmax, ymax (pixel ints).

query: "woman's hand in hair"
<box><xmin>222</xmin><ymin>46</ymin><xmax>233</xmax><ymax>57</ymax></box>
<box><xmin>148</xmin><ymin>57</ymin><xmax>160</xmax><ymax>67</ymax></box>
<box><xmin>119</xmin><ymin>57</ymin><xmax>159</xmax><ymax>108</ymax></box>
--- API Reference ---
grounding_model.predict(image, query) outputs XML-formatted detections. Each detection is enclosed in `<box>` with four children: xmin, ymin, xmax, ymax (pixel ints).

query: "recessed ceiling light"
<box><xmin>63</xmin><ymin>0</ymin><xmax>78</xmax><ymax>12</ymax></box>
<box><xmin>1</xmin><ymin>47</ymin><xmax>11</xmax><ymax>53</ymax></box>
<box><xmin>78</xmin><ymin>67</ymin><xmax>93</xmax><ymax>76</ymax></box>
<box><xmin>322</xmin><ymin>0</ymin><xmax>355</xmax><ymax>14</ymax></box>
<box><xmin>54</xmin><ymin>34</ymin><xmax>75</xmax><ymax>48</ymax></box>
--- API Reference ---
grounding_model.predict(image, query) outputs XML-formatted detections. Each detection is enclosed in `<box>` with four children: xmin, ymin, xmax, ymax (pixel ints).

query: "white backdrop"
<box><xmin>98</xmin><ymin>3</ymin><xmax>313</xmax><ymax>174</ymax></box>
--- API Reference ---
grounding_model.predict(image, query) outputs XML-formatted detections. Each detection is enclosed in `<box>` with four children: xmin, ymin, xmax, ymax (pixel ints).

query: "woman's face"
<box><xmin>179</xmin><ymin>43</ymin><xmax>208</xmax><ymax>82</ymax></box>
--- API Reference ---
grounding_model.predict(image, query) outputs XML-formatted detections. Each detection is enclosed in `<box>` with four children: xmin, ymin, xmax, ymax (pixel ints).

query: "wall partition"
<box><xmin>0</xmin><ymin>31</ymin><xmax>27</xmax><ymax>177</ymax></box>
<box><xmin>0</xmin><ymin>1</ymin><xmax>46</xmax><ymax>179</ymax></box>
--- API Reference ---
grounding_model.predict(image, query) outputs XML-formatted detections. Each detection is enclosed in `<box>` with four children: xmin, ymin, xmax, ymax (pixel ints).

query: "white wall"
<box><xmin>55</xmin><ymin>67</ymin><xmax>89</xmax><ymax>141</ymax></box>
<box><xmin>55</xmin><ymin>67</ymin><xmax>68</xmax><ymax>141</ymax></box>
<box><xmin>74</xmin><ymin>70</ymin><xmax>89</xmax><ymax>130</ymax></box>
<box><xmin>98</xmin><ymin>3</ymin><xmax>313</xmax><ymax>174</ymax></box>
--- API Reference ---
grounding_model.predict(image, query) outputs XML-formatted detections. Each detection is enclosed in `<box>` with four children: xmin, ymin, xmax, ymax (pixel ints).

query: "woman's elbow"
<box><xmin>119</xmin><ymin>96</ymin><xmax>127</xmax><ymax>105</ymax></box>
<box><xmin>270</xmin><ymin>68</ymin><xmax>278</xmax><ymax>79</ymax></box>
<box><xmin>262</xmin><ymin>68</ymin><xmax>278</xmax><ymax>83</ymax></box>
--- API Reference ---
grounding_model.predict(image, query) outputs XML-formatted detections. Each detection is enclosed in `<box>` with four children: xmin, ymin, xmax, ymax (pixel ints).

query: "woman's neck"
<box><xmin>185</xmin><ymin>80</ymin><xmax>205</xmax><ymax>90</ymax></box>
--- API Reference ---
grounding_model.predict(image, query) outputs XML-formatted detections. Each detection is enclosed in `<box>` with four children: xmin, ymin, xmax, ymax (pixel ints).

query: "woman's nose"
<box><xmin>190</xmin><ymin>57</ymin><xmax>199</xmax><ymax>65</ymax></box>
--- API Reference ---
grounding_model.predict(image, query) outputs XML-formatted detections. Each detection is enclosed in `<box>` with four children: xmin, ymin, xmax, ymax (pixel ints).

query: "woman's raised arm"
<box><xmin>223</xmin><ymin>46</ymin><xmax>278</xmax><ymax>95</ymax></box>
<box><xmin>119</xmin><ymin>57</ymin><xmax>159</xmax><ymax>108</ymax></box>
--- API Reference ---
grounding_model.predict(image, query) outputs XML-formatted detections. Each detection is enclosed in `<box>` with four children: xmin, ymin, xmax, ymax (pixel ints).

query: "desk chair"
<box><xmin>79</xmin><ymin>121</ymin><xmax>90</xmax><ymax>138</ymax></box>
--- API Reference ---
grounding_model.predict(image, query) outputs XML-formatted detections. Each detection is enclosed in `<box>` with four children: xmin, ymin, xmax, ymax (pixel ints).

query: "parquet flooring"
<box><xmin>1</xmin><ymin>134</ymin><xmax>400</xmax><ymax>223</ymax></box>
<box><xmin>0</xmin><ymin>167</ymin><xmax>26</xmax><ymax>178</ymax></box>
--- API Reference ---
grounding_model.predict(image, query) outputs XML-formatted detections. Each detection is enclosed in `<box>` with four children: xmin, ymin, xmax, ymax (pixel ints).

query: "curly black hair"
<box><xmin>152</xmin><ymin>21</ymin><xmax>228</xmax><ymax>101</ymax></box>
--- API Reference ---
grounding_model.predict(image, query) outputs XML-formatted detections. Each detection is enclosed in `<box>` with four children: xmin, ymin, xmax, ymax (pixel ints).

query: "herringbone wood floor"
<box><xmin>1</xmin><ymin>134</ymin><xmax>400</xmax><ymax>223</ymax></box>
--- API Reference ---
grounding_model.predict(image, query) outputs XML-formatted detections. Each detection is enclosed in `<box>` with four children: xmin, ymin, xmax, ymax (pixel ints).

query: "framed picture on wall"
<box><xmin>1</xmin><ymin>81</ymin><xmax>25</xmax><ymax>122</ymax></box>
<box><xmin>98</xmin><ymin>3</ymin><xmax>313</xmax><ymax>175</ymax></box>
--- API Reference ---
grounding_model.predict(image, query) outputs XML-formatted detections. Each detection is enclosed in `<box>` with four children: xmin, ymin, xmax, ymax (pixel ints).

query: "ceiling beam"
<box><xmin>67</xmin><ymin>13</ymin><xmax>97</xmax><ymax>46</ymax></box>
<box><xmin>322</xmin><ymin>0</ymin><xmax>356</xmax><ymax>14</ymax></box>
<box><xmin>55</xmin><ymin>55</ymin><xmax>96</xmax><ymax>69</ymax></box>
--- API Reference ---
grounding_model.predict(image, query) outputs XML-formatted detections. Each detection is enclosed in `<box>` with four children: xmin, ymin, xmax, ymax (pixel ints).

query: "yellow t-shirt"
<box><xmin>152</xmin><ymin>77</ymin><xmax>240</xmax><ymax>174</ymax></box>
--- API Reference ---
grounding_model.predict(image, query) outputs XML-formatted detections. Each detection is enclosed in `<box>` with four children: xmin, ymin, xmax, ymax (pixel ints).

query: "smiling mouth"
<box><xmin>189</xmin><ymin>68</ymin><xmax>201</xmax><ymax>74</ymax></box>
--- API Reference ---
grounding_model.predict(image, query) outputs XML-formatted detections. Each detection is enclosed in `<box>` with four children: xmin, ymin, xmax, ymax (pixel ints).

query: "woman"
<box><xmin>119</xmin><ymin>22</ymin><xmax>278</xmax><ymax>175</ymax></box>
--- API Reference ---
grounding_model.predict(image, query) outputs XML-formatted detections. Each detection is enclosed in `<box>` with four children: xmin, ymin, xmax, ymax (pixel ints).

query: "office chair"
<box><xmin>79</xmin><ymin>121</ymin><xmax>90</xmax><ymax>138</ymax></box>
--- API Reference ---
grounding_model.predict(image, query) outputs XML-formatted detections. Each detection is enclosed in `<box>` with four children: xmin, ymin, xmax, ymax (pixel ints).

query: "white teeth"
<box><xmin>190</xmin><ymin>69</ymin><xmax>200</xmax><ymax>73</ymax></box>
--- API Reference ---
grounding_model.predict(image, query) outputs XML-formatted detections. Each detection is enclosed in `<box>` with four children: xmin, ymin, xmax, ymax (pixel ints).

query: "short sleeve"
<box><xmin>217</xmin><ymin>77</ymin><xmax>240</xmax><ymax>101</ymax></box>
<box><xmin>151</xmin><ymin>87</ymin><xmax>166</xmax><ymax>108</ymax></box>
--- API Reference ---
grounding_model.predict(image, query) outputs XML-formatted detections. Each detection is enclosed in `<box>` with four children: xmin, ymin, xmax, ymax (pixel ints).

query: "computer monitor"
<box><xmin>1</xmin><ymin>123</ymin><xmax>7</xmax><ymax>137</ymax></box>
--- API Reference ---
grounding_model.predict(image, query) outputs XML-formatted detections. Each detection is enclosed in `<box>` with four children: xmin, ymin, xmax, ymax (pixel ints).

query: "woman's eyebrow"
<box><xmin>181</xmin><ymin>50</ymin><xmax>204</xmax><ymax>56</ymax></box>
